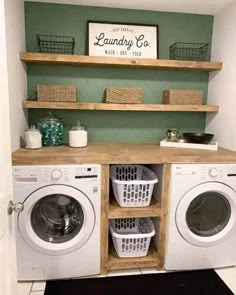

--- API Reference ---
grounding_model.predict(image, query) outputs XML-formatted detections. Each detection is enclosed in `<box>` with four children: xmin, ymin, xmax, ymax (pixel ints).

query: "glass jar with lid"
<box><xmin>69</xmin><ymin>121</ymin><xmax>87</xmax><ymax>148</ymax></box>
<box><xmin>38</xmin><ymin>112</ymin><xmax>63</xmax><ymax>146</ymax></box>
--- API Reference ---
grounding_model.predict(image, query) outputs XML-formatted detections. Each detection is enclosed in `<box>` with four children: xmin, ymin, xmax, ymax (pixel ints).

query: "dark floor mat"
<box><xmin>45</xmin><ymin>269</ymin><xmax>234</xmax><ymax>295</ymax></box>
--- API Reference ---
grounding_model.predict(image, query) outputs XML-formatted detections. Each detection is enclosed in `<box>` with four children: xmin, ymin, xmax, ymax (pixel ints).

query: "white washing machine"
<box><xmin>165</xmin><ymin>164</ymin><xmax>236</xmax><ymax>270</ymax></box>
<box><xmin>12</xmin><ymin>164</ymin><xmax>101</xmax><ymax>281</ymax></box>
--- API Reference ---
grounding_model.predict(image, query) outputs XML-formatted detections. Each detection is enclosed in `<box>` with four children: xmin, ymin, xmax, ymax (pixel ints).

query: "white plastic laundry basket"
<box><xmin>110</xmin><ymin>165</ymin><xmax>158</xmax><ymax>207</ymax></box>
<box><xmin>110</xmin><ymin>217</ymin><xmax>155</xmax><ymax>258</ymax></box>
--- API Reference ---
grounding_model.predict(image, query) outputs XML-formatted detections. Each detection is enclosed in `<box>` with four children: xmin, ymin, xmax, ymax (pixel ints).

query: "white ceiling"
<box><xmin>28</xmin><ymin>0</ymin><xmax>236</xmax><ymax>15</ymax></box>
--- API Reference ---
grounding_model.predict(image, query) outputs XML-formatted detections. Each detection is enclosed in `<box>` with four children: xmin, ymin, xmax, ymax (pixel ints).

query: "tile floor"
<box><xmin>18</xmin><ymin>267</ymin><xmax>236</xmax><ymax>295</ymax></box>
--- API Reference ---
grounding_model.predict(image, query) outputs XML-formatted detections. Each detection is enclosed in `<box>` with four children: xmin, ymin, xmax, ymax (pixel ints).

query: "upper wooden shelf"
<box><xmin>20</xmin><ymin>52</ymin><xmax>223</xmax><ymax>72</ymax></box>
<box><xmin>22</xmin><ymin>101</ymin><xmax>219</xmax><ymax>112</ymax></box>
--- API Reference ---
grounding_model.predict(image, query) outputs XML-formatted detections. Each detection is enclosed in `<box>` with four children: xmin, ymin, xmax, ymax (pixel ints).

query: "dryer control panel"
<box><xmin>172</xmin><ymin>164</ymin><xmax>236</xmax><ymax>183</ymax></box>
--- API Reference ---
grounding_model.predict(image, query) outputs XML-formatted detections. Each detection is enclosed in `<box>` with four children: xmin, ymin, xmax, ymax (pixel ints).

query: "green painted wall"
<box><xmin>25</xmin><ymin>2</ymin><xmax>213</xmax><ymax>143</ymax></box>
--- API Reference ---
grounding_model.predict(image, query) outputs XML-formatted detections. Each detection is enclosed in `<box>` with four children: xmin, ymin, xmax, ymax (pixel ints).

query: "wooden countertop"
<box><xmin>12</xmin><ymin>143</ymin><xmax>236</xmax><ymax>165</ymax></box>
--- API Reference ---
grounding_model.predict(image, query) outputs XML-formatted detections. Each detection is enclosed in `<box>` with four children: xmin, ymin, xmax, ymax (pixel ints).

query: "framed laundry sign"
<box><xmin>87</xmin><ymin>21</ymin><xmax>159</xmax><ymax>59</ymax></box>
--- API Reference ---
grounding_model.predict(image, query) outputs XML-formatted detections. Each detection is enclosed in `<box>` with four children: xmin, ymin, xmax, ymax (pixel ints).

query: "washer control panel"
<box><xmin>42</xmin><ymin>167</ymin><xmax>70</xmax><ymax>183</ymax></box>
<box><xmin>13</xmin><ymin>165</ymin><xmax>101</xmax><ymax>185</ymax></box>
<box><xmin>227</xmin><ymin>166</ymin><xmax>236</xmax><ymax>177</ymax></box>
<box><xmin>13</xmin><ymin>167</ymin><xmax>39</xmax><ymax>183</ymax></box>
<box><xmin>201</xmin><ymin>166</ymin><xmax>224</xmax><ymax>180</ymax></box>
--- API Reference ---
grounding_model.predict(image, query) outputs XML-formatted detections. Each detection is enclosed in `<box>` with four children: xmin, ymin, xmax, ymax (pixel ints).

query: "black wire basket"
<box><xmin>169</xmin><ymin>42</ymin><xmax>209</xmax><ymax>61</ymax></box>
<box><xmin>36</xmin><ymin>34</ymin><xmax>75</xmax><ymax>55</ymax></box>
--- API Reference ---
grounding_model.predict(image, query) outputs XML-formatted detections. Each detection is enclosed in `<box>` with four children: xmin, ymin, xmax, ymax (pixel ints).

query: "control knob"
<box><xmin>51</xmin><ymin>169</ymin><xmax>63</xmax><ymax>180</ymax></box>
<box><xmin>209</xmin><ymin>168</ymin><xmax>218</xmax><ymax>177</ymax></box>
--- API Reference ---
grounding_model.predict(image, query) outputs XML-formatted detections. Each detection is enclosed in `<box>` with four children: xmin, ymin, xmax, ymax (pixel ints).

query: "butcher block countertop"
<box><xmin>12</xmin><ymin>143</ymin><xmax>236</xmax><ymax>165</ymax></box>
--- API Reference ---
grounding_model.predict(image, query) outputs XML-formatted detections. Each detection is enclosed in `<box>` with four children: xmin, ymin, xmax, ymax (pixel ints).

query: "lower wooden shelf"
<box><xmin>108</xmin><ymin>242</ymin><xmax>160</xmax><ymax>270</ymax></box>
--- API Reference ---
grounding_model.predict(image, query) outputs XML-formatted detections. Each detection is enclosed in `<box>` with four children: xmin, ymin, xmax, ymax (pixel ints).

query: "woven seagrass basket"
<box><xmin>105</xmin><ymin>87</ymin><xmax>142</xmax><ymax>104</ymax></box>
<box><xmin>163</xmin><ymin>89</ymin><xmax>203</xmax><ymax>105</ymax></box>
<box><xmin>37</xmin><ymin>85</ymin><xmax>77</xmax><ymax>102</ymax></box>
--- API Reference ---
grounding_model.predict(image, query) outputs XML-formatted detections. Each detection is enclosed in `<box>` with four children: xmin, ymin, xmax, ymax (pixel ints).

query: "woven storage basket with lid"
<box><xmin>105</xmin><ymin>87</ymin><xmax>142</xmax><ymax>104</ymax></box>
<box><xmin>163</xmin><ymin>89</ymin><xmax>203</xmax><ymax>105</ymax></box>
<box><xmin>37</xmin><ymin>85</ymin><xmax>76</xmax><ymax>102</ymax></box>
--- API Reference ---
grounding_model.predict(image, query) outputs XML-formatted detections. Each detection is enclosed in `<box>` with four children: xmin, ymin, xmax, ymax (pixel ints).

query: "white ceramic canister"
<box><xmin>25</xmin><ymin>125</ymin><xmax>42</xmax><ymax>149</ymax></box>
<box><xmin>69</xmin><ymin>121</ymin><xmax>88</xmax><ymax>148</ymax></box>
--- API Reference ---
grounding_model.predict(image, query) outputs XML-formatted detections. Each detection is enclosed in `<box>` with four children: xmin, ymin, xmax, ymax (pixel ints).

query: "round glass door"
<box><xmin>18</xmin><ymin>185</ymin><xmax>95</xmax><ymax>255</ymax></box>
<box><xmin>176</xmin><ymin>182</ymin><xmax>236</xmax><ymax>247</ymax></box>
<box><xmin>31</xmin><ymin>194</ymin><xmax>84</xmax><ymax>244</ymax></box>
<box><xmin>186</xmin><ymin>192</ymin><xmax>231</xmax><ymax>237</ymax></box>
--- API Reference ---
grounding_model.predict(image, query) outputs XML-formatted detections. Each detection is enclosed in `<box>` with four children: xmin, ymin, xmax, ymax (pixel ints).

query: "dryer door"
<box><xmin>176</xmin><ymin>182</ymin><xmax>236</xmax><ymax>247</ymax></box>
<box><xmin>18</xmin><ymin>185</ymin><xmax>95</xmax><ymax>255</ymax></box>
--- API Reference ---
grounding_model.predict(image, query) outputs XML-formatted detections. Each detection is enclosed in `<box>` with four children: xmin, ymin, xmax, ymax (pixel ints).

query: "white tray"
<box><xmin>160</xmin><ymin>139</ymin><xmax>218</xmax><ymax>151</ymax></box>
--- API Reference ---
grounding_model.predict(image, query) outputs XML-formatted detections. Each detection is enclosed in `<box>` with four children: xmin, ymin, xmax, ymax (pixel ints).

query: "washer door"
<box><xmin>176</xmin><ymin>182</ymin><xmax>236</xmax><ymax>247</ymax></box>
<box><xmin>18</xmin><ymin>185</ymin><xmax>95</xmax><ymax>255</ymax></box>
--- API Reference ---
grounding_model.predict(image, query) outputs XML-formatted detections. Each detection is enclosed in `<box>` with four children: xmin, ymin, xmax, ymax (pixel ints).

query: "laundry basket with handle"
<box><xmin>110</xmin><ymin>165</ymin><xmax>158</xmax><ymax>207</ymax></box>
<box><xmin>110</xmin><ymin>217</ymin><xmax>155</xmax><ymax>257</ymax></box>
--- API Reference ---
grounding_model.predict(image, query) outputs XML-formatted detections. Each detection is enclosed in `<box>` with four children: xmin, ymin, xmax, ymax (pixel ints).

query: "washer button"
<box><xmin>93</xmin><ymin>186</ymin><xmax>98</xmax><ymax>193</ymax></box>
<box><xmin>51</xmin><ymin>169</ymin><xmax>63</xmax><ymax>180</ymax></box>
<box><xmin>209</xmin><ymin>168</ymin><xmax>218</xmax><ymax>177</ymax></box>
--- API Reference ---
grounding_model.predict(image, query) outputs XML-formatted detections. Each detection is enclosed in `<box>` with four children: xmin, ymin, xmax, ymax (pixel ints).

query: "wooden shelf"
<box><xmin>20</xmin><ymin>52</ymin><xmax>223</xmax><ymax>72</ymax></box>
<box><xmin>109</xmin><ymin>198</ymin><xmax>161</xmax><ymax>219</ymax></box>
<box><xmin>22</xmin><ymin>101</ymin><xmax>219</xmax><ymax>112</ymax></box>
<box><xmin>108</xmin><ymin>242</ymin><xmax>160</xmax><ymax>270</ymax></box>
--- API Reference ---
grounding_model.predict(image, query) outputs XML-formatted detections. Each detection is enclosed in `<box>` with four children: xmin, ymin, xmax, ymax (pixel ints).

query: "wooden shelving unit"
<box><xmin>21</xmin><ymin>52</ymin><xmax>221</xmax><ymax>114</ymax></box>
<box><xmin>106</xmin><ymin>164</ymin><xmax>171</xmax><ymax>272</ymax></box>
<box><xmin>108</xmin><ymin>201</ymin><xmax>161</xmax><ymax>270</ymax></box>
<box><xmin>20</xmin><ymin>52</ymin><xmax>223</xmax><ymax>273</ymax></box>
<box><xmin>20</xmin><ymin>52</ymin><xmax>223</xmax><ymax>72</ymax></box>
<box><xmin>108</xmin><ymin>242</ymin><xmax>160</xmax><ymax>270</ymax></box>
<box><xmin>22</xmin><ymin>101</ymin><xmax>219</xmax><ymax>113</ymax></box>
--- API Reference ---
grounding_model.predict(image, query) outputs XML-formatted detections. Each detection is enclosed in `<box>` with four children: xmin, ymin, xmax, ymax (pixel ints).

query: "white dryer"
<box><xmin>12</xmin><ymin>164</ymin><xmax>101</xmax><ymax>281</ymax></box>
<box><xmin>165</xmin><ymin>164</ymin><xmax>236</xmax><ymax>270</ymax></box>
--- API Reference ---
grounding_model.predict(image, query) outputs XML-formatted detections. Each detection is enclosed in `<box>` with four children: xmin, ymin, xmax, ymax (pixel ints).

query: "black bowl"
<box><xmin>183</xmin><ymin>133</ymin><xmax>214</xmax><ymax>144</ymax></box>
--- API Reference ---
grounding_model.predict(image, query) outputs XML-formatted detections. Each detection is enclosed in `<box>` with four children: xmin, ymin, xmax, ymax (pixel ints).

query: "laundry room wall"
<box><xmin>206</xmin><ymin>1</ymin><xmax>236</xmax><ymax>151</ymax></box>
<box><xmin>25</xmin><ymin>2</ymin><xmax>214</xmax><ymax>143</ymax></box>
<box><xmin>0</xmin><ymin>0</ymin><xmax>25</xmax><ymax>292</ymax></box>
<box><xmin>5</xmin><ymin>0</ymin><xmax>27</xmax><ymax>152</ymax></box>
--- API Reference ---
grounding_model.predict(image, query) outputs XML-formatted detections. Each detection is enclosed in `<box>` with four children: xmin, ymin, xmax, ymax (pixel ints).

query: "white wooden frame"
<box><xmin>88</xmin><ymin>21</ymin><xmax>159</xmax><ymax>59</ymax></box>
